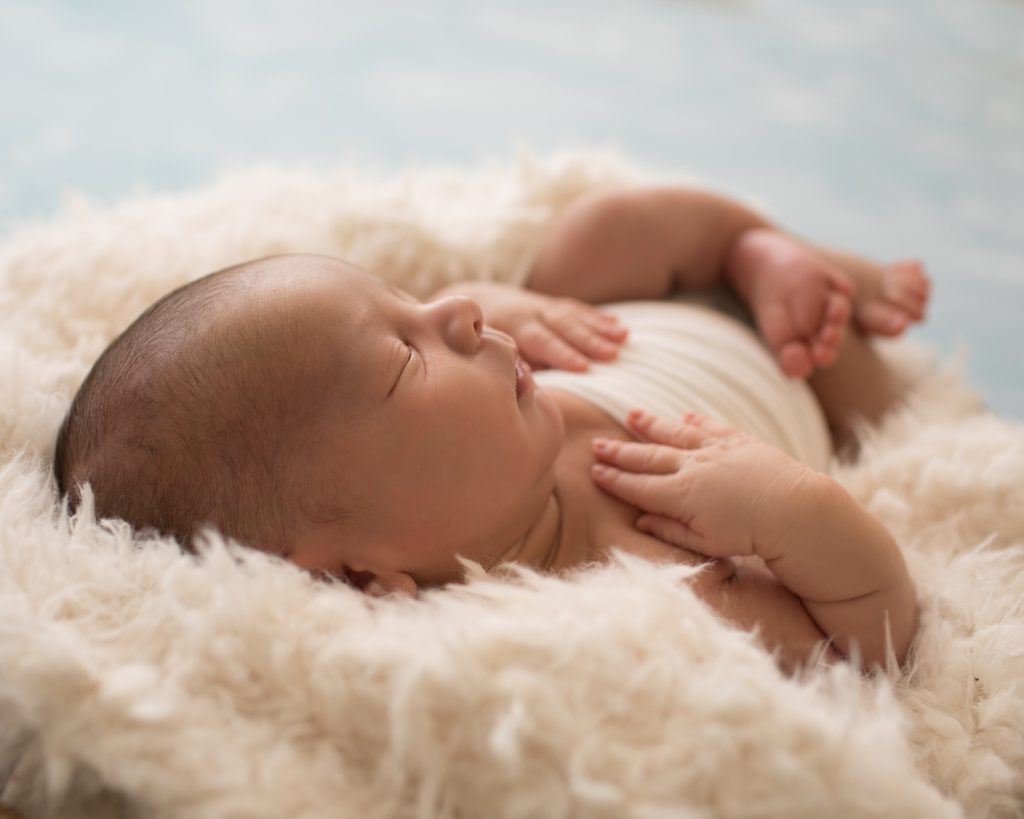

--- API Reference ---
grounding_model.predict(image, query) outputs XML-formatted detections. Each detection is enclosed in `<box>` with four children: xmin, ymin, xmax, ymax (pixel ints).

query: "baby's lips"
<box><xmin>515</xmin><ymin>355</ymin><xmax>535</xmax><ymax>399</ymax></box>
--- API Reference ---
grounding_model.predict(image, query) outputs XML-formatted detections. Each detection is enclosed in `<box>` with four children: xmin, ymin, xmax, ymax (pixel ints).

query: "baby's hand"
<box><xmin>433</xmin><ymin>281</ymin><xmax>627</xmax><ymax>371</ymax></box>
<box><xmin>488</xmin><ymin>288</ymin><xmax>628</xmax><ymax>371</ymax></box>
<box><xmin>591</xmin><ymin>409</ymin><xmax>815</xmax><ymax>559</ymax></box>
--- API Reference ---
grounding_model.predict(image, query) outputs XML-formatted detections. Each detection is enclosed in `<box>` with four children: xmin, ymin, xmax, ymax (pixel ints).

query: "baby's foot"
<box><xmin>726</xmin><ymin>228</ymin><xmax>854</xmax><ymax>379</ymax></box>
<box><xmin>852</xmin><ymin>260</ymin><xmax>930</xmax><ymax>337</ymax></box>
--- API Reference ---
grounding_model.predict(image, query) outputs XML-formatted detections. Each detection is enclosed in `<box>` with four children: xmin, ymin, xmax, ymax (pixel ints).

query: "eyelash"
<box><xmin>399</xmin><ymin>343</ymin><xmax>415</xmax><ymax>380</ymax></box>
<box><xmin>387</xmin><ymin>344</ymin><xmax>413</xmax><ymax>397</ymax></box>
<box><xmin>405</xmin><ymin>343</ymin><xmax>421</xmax><ymax>374</ymax></box>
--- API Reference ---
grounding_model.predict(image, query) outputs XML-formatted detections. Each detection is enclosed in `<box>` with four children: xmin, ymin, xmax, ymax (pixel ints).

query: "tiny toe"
<box><xmin>908</xmin><ymin>276</ymin><xmax>930</xmax><ymax>299</ymax></box>
<box><xmin>894</xmin><ymin>284</ymin><xmax>927</xmax><ymax>320</ymax></box>
<box><xmin>818</xmin><ymin>292</ymin><xmax>849</xmax><ymax>355</ymax></box>
<box><xmin>779</xmin><ymin>342</ymin><xmax>812</xmax><ymax>378</ymax></box>
<box><xmin>893</xmin><ymin>260</ymin><xmax>931</xmax><ymax>299</ymax></box>
<box><xmin>826</xmin><ymin>295</ymin><xmax>851</xmax><ymax>325</ymax></box>
<box><xmin>885</xmin><ymin>311</ymin><xmax>909</xmax><ymax>334</ymax></box>
<box><xmin>830</xmin><ymin>270</ymin><xmax>856</xmax><ymax>297</ymax></box>
<box><xmin>893</xmin><ymin>259</ymin><xmax>924</xmax><ymax>275</ymax></box>
<box><xmin>859</xmin><ymin>302</ymin><xmax>907</xmax><ymax>336</ymax></box>
<box><xmin>812</xmin><ymin>339</ymin><xmax>838</xmax><ymax>367</ymax></box>
<box><xmin>906</xmin><ymin>284</ymin><xmax>928</xmax><ymax>303</ymax></box>
<box><xmin>819</xmin><ymin>322</ymin><xmax>844</xmax><ymax>348</ymax></box>
<box><xmin>813</xmin><ymin>324</ymin><xmax>843</xmax><ymax>365</ymax></box>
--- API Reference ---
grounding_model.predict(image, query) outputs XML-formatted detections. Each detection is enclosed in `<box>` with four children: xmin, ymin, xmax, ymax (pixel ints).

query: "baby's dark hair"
<box><xmin>54</xmin><ymin>258</ymin><xmax>326</xmax><ymax>553</ymax></box>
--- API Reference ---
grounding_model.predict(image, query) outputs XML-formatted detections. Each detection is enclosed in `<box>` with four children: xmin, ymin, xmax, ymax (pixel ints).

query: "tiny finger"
<box><xmin>635</xmin><ymin>514</ymin><xmax>701</xmax><ymax>552</ymax></box>
<box><xmin>583</xmin><ymin>304</ymin><xmax>624</xmax><ymax>327</ymax></box>
<box><xmin>565</xmin><ymin>323</ymin><xmax>622</xmax><ymax>361</ymax></box>
<box><xmin>549</xmin><ymin>314</ymin><xmax>622</xmax><ymax>360</ymax></box>
<box><xmin>560</xmin><ymin>302</ymin><xmax>629</xmax><ymax>338</ymax></box>
<box><xmin>625</xmin><ymin>409</ymin><xmax>705</xmax><ymax>448</ymax></box>
<box><xmin>596</xmin><ymin>324</ymin><xmax>629</xmax><ymax>343</ymax></box>
<box><xmin>590</xmin><ymin>463</ymin><xmax>681</xmax><ymax>517</ymax></box>
<box><xmin>591</xmin><ymin>438</ymin><xmax>682</xmax><ymax>474</ymax></box>
<box><xmin>676</xmin><ymin>411</ymin><xmax>733</xmax><ymax>437</ymax></box>
<box><xmin>522</xmin><ymin>327</ymin><xmax>590</xmax><ymax>371</ymax></box>
<box><xmin>588</xmin><ymin>312</ymin><xmax>630</xmax><ymax>341</ymax></box>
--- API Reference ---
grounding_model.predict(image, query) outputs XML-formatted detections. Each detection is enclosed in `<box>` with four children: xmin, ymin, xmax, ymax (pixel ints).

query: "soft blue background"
<box><xmin>2</xmin><ymin>0</ymin><xmax>1022</xmax><ymax>416</ymax></box>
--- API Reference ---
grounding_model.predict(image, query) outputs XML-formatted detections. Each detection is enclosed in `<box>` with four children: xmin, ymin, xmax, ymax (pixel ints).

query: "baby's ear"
<box><xmin>356</xmin><ymin>569</ymin><xmax>418</xmax><ymax>598</ymax></box>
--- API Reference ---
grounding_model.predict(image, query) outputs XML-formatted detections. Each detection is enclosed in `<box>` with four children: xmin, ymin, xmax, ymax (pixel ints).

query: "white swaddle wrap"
<box><xmin>534</xmin><ymin>299</ymin><xmax>833</xmax><ymax>472</ymax></box>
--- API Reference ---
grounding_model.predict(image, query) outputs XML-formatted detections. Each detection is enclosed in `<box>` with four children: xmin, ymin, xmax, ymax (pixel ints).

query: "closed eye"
<box><xmin>387</xmin><ymin>344</ymin><xmax>413</xmax><ymax>397</ymax></box>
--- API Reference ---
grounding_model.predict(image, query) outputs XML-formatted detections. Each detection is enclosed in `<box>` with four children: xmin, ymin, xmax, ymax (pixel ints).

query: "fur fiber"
<box><xmin>0</xmin><ymin>153</ymin><xmax>1021</xmax><ymax>818</ymax></box>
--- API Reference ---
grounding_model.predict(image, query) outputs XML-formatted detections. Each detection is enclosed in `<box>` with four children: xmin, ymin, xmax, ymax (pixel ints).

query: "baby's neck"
<box><xmin>510</xmin><ymin>389</ymin><xmax>638</xmax><ymax>574</ymax></box>
<box><xmin>507</xmin><ymin>470</ymin><xmax>592</xmax><ymax>574</ymax></box>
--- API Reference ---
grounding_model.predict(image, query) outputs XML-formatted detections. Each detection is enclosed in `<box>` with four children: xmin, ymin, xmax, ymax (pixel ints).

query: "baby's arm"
<box><xmin>526</xmin><ymin>187</ymin><xmax>855</xmax><ymax>377</ymax></box>
<box><xmin>591</xmin><ymin>410</ymin><xmax>918</xmax><ymax>669</ymax></box>
<box><xmin>527</xmin><ymin>186</ymin><xmax>770</xmax><ymax>302</ymax></box>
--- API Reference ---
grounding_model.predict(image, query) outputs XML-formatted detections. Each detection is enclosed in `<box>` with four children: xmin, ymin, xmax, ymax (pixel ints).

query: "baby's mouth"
<box><xmin>515</xmin><ymin>356</ymin><xmax>533</xmax><ymax>400</ymax></box>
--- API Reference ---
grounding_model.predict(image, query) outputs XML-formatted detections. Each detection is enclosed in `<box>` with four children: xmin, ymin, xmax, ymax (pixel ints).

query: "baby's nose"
<box><xmin>433</xmin><ymin>295</ymin><xmax>483</xmax><ymax>353</ymax></box>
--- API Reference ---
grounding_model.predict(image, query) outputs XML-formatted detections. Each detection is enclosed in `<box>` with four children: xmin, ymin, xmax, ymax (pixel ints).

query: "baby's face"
<box><xmin>266</xmin><ymin>257</ymin><xmax>565</xmax><ymax>588</ymax></box>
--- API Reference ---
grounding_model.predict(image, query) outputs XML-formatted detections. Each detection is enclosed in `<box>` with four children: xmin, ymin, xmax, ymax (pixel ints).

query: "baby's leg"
<box><xmin>751</xmin><ymin>235</ymin><xmax>926</xmax><ymax>453</ymax></box>
<box><xmin>806</xmin><ymin>328</ymin><xmax>903</xmax><ymax>455</ymax></box>
<box><xmin>801</xmin><ymin>240</ymin><xmax>930</xmax><ymax>337</ymax></box>
<box><xmin>727</xmin><ymin>229</ymin><xmax>930</xmax><ymax>383</ymax></box>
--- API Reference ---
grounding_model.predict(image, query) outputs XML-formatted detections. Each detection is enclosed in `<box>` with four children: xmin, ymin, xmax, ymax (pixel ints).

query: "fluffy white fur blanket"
<box><xmin>1</xmin><ymin>154</ymin><xmax>1022</xmax><ymax>819</ymax></box>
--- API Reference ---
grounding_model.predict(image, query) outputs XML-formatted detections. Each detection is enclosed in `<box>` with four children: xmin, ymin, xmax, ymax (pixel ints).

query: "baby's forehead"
<box><xmin>235</xmin><ymin>259</ymin><xmax>394</xmax><ymax>401</ymax></box>
<box><xmin>238</xmin><ymin>256</ymin><xmax>384</xmax><ymax>332</ymax></box>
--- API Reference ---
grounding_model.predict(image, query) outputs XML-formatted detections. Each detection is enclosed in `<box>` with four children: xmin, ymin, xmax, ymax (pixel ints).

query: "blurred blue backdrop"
<box><xmin>2</xmin><ymin>0</ymin><xmax>1021</xmax><ymax>415</ymax></box>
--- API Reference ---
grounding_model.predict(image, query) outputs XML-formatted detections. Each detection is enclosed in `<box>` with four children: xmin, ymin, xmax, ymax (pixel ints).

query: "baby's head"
<box><xmin>55</xmin><ymin>255</ymin><xmax>564</xmax><ymax>593</ymax></box>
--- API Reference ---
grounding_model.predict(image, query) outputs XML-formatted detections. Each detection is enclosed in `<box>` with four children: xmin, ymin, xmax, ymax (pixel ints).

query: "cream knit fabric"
<box><xmin>535</xmin><ymin>299</ymin><xmax>832</xmax><ymax>471</ymax></box>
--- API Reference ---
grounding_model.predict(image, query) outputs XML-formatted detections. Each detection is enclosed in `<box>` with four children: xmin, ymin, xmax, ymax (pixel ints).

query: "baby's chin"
<box><xmin>531</xmin><ymin>384</ymin><xmax>567</xmax><ymax>457</ymax></box>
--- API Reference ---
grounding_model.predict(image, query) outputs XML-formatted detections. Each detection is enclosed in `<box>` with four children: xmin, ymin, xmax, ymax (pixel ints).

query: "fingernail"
<box><xmin>591</xmin><ymin>464</ymin><xmax>608</xmax><ymax>476</ymax></box>
<box><xmin>592</xmin><ymin>438</ymin><xmax>608</xmax><ymax>453</ymax></box>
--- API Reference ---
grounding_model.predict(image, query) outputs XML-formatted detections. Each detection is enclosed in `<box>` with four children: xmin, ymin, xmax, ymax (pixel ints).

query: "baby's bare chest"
<box><xmin>549</xmin><ymin>390</ymin><xmax>820</xmax><ymax>656</ymax></box>
<box><xmin>548</xmin><ymin>389</ymin><xmax>733</xmax><ymax>591</ymax></box>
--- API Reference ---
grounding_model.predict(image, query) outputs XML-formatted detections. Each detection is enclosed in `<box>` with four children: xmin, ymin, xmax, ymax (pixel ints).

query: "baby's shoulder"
<box><xmin>548</xmin><ymin>386</ymin><xmax>625</xmax><ymax>441</ymax></box>
<box><xmin>548</xmin><ymin>404</ymin><xmax>734</xmax><ymax>596</ymax></box>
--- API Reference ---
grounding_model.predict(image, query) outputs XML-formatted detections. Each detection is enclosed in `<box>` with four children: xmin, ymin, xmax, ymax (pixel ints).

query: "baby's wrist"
<box><xmin>751</xmin><ymin>465</ymin><xmax>831</xmax><ymax>562</ymax></box>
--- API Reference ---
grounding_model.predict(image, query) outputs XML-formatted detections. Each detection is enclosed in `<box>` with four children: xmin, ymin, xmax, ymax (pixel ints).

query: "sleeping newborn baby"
<box><xmin>54</xmin><ymin>185</ymin><xmax>929</xmax><ymax>672</ymax></box>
